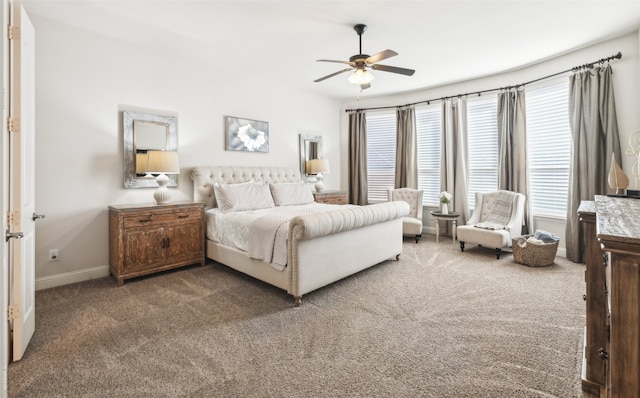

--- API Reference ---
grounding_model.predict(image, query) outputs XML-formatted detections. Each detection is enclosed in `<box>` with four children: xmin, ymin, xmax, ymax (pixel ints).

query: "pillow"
<box><xmin>269</xmin><ymin>183</ymin><xmax>314</xmax><ymax>206</ymax></box>
<box><xmin>210</xmin><ymin>179</ymin><xmax>254</xmax><ymax>208</ymax></box>
<box><xmin>214</xmin><ymin>182</ymin><xmax>275</xmax><ymax>212</ymax></box>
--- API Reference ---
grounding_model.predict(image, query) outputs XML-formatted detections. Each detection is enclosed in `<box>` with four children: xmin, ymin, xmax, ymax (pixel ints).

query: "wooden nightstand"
<box><xmin>108</xmin><ymin>201</ymin><xmax>205</xmax><ymax>286</ymax></box>
<box><xmin>313</xmin><ymin>190</ymin><xmax>348</xmax><ymax>205</ymax></box>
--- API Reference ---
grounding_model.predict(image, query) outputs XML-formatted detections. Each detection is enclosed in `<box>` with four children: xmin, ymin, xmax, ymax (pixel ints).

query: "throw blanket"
<box><xmin>247</xmin><ymin>205</ymin><xmax>348</xmax><ymax>269</ymax></box>
<box><xmin>475</xmin><ymin>191</ymin><xmax>516</xmax><ymax>230</ymax></box>
<box><xmin>534</xmin><ymin>229</ymin><xmax>560</xmax><ymax>243</ymax></box>
<box><xmin>247</xmin><ymin>213</ymin><xmax>291</xmax><ymax>270</ymax></box>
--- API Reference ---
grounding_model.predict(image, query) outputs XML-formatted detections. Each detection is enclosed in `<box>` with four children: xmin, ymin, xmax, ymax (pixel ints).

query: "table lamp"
<box><xmin>309</xmin><ymin>158</ymin><xmax>330</xmax><ymax>192</ymax></box>
<box><xmin>146</xmin><ymin>150</ymin><xmax>180</xmax><ymax>204</ymax></box>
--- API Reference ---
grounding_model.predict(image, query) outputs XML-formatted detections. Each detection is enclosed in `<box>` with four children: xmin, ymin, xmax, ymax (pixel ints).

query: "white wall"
<box><xmin>339</xmin><ymin>32</ymin><xmax>640</xmax><ymax>256</ymax></box>
<box><xmin>32</xmin><ymin>15</ymin><xmax>341</xmax><ymax>287</ymax></box>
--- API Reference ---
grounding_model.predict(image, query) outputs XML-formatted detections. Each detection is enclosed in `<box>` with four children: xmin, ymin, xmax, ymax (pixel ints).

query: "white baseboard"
<box><xmin>556</xmin><ymin>247</ymin><xmax>567</xmax><ymax>258</ymax></box>
<box><xmin>35</xmin><ymin>265</ymin><xmax>110</xmax><ymax>291</ymax></box>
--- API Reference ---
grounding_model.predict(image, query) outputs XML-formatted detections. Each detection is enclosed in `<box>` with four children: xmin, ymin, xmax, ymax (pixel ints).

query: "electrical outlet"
<box><xmin>48</xmin><ymin>249</ymin><xmax>59</xmax><ymax>262</ymax></box>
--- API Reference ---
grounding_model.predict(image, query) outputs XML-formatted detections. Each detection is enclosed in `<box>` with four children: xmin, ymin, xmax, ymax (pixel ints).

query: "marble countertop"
<box><xmin>578</xmin><ymin>200</ymin><xmax>596</xmax><ymax>214</ymax></box>
<box><xmin>595</xmin><ymin>195</ymin><xmax>640</xmax><ymax>245</ymax></box>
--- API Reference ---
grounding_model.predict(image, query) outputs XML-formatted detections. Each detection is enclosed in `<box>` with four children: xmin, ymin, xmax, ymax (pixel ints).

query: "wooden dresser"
<box><xmin>578</xmin><ymin>201</ymin><xmax>608</xmax><ymax>396</ymax></box>
<box><xmin>313</xmin><ymin>190</ymin><xmax>348</xmax><ymax>205</ymax></box>
<box><xmin>580</xmin><ymin>196</ymin><xmax>640</xmax><ymax>397</ymax></box>
<box><xmin>109</xmin><ymin>201</ymin><xmax>205</xmax><ymax>286</ymax></box>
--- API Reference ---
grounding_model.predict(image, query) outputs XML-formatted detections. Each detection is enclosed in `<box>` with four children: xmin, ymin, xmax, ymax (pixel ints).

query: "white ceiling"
<box><xmin>21</xmin><ymin>0</ymin><xmax>640</xmax><ymax>100</ymax></box>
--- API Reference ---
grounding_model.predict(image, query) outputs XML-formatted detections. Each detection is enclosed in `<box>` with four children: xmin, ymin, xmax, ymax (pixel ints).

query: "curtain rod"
<box><xmin>345</xmin><ymin>51</ymin><xmax>622</xmax><ymax>113</ymax></box>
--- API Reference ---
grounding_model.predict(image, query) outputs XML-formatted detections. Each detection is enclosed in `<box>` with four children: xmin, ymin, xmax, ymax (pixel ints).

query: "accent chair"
<box><xmin>457</xmin><ymin>190</ymin><xmax>525</xmax><ymax>259</ymax></box>
<box><xmin>388</xmin><ymin>188</ymin><xmax>424</xmax><ymax>243</ymax></box>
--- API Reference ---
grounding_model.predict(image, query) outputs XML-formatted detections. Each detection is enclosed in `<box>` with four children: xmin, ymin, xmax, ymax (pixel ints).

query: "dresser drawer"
<box><xmin>313</xmin><ymin>191</ymin><xmax>348</xmax><ymax>205</ymax></box>
<box><xmin>319</xmin><ymin>195</ymin><xmax>347</xmax><ymax>205</ymax></box>
<box><xmin>122</xmin><ymin>208</ymin><xmax>201</xmax><ymax>228</ymax></box>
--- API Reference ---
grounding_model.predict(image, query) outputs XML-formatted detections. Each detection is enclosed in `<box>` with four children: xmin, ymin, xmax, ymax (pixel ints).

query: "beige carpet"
<box><xmin>9</xmin><ymin>239</ymin><xmax>590</xmax><ymax>397</ymax></box>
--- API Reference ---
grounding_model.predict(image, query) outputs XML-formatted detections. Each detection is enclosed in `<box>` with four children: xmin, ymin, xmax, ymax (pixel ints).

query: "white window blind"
<box><xmin>467</xmin><ymin>96</ymin><xmax>499</xmax><ymax>208</ymax></box>
<box><xmin>416</xmin><ymin>105</ymin><xmax>441</xmax><ymax>205</ymax></box>
<box><xmin>525</xmin><ymin>80</ymin><xmax>571</xmax><ymax>217</ymax></box>
<box><xmin>366</xmin><ymin>111</ymin><xmax>396</xmax><ymax>203</ymax></box>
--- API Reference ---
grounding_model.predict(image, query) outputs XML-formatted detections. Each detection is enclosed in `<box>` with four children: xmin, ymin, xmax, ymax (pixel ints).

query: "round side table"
<box><xmin>430</xmin><ymin>211</ymin><xmax>460</xmax><ymax>244</ymax></box>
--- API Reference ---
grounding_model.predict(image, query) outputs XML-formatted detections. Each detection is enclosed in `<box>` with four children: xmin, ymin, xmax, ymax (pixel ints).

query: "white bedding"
<box><xmin>205</xmin><ymin>203</ymin><xmax>346</xmax><ymax>270</ymax></box>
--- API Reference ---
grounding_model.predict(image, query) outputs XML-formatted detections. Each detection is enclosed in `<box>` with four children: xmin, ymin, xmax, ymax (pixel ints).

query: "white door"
<box><xmin>0</xmin><ymin>0</ymin><xmax>10</xmax><ymax>395</ymax></box>
<box><xmin>9</xmin><ymin>1</ymin><xmax>35</xmax><ymax>362</ymax></box>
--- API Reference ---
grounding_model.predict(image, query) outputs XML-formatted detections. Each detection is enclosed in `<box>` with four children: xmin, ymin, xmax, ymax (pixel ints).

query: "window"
<box><xmin>366</xmin><ymin>111</ymin><xmax>396</xmax><ymax>203</ymax></box>
<box><xmin>525</xmin><ymin>80</ymin><xmax>571</xmax><ymax>217</ymax></box>
<box><xmin>467</xmin><ymin>96</ymin><xmax>499</xmax><ymax>208</ymax></box>
<box><xmin>416</xmin><ymin>105</ymin><xmax>441</xmax><ymax>205</ymax></box>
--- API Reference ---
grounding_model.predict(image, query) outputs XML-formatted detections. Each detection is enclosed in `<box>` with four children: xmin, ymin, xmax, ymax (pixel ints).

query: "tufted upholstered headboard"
<box><xmin>191</xmin><ymin>166</ymin><xmax>302</xmax><ymax>209</ymax></box>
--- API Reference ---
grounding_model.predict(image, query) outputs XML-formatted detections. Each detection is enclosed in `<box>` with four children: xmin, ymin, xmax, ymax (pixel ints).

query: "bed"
<box><xmin>190</xmin><ymin>166</ymin><xmax>410</xmax><ymax>306</ymax></box>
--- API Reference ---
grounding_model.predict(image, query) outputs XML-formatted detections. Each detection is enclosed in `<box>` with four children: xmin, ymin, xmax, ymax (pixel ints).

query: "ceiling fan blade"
<box><xmin>365</xmin><ymin>49</ymin><xmax>398</xmax><ymax>65</ymax></box>
<box><xmin>360</xmin><ymin>83</ymin><xmax>371</xmax><ymax>90</ymax></box>
<box><xmin>314</xmin><ymin>68</ymin><xmax>353</xmax><ymax>83</ymax></box>
<box><xmin>371</xmin><ymin>63</ymin><xmax>415</xmax><ymax>76</ymax></box>
<box><xmin>316</xmin><ymin>59</ymin><xmax>354</xmax><ymax>66</ymax></box>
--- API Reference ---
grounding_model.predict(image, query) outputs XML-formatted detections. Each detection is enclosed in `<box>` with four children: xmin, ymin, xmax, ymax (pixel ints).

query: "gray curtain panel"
<box><xmin>497</xmin><ymin>87</ymin><xmax>532</xmax><ymax>234</ymax></box>
<box><xmin>440</xmin><ymin>98</ymin><xmax>470</xmax><ymax>225</ymax></box>
<box><xmin>566</xmin><ymin>65</ymin><xmax>621</xmax><ymax>262</ymax></box>
<box><xmin>395</xmin><ymin>106</ymin><xmax>418</xmax><ymax>188</ymax></box>
<box><xmin>349</xmin><ymin>110</ymin><xmax>368</xmax><ymax>205</ymax></box>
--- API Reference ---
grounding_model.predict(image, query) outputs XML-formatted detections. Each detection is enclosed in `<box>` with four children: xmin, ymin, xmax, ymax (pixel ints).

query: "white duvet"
<box><xmin>205</xmin><ymin>203</ymin><xmax>345</xmax><ymax>270</ymax></box>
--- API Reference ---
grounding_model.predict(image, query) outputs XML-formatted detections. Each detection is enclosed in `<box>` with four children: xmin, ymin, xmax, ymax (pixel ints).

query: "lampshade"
<box><xmin>146</xmin><ymin>150</ymin><xmax>180</xmax><ymax>174</ymax></box>
<box><xmin>135</xmin><ymin>153</ymin><xmax>148</xmax><ymax>174</ymax></box>
<box><xmin>308</xmin><ymin>158</ymin><xmax>330</xmax><ymax>174</ymax></box>
<box><xmin>348</xmin><ymin>69</ymin><xmax>374</xmax><ymax>85</ymax></box>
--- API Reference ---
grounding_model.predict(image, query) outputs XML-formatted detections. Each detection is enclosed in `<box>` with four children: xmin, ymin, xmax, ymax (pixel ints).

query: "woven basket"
<box><xmin>512</xmin><ymin>235</ymin><xmax>559</xmax><ymax>267</ymax></box>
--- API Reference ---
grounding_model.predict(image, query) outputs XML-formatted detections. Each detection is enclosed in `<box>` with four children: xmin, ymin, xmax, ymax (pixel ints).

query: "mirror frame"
<box><xmin>123</xmin><ymin>110</ymin><xmax>178</xmax><ymax>188</ymax></box>
<box><xmin>299</xmin><ymin>134</ymin><xmax>323</xmax><ymax>182</ymax></box>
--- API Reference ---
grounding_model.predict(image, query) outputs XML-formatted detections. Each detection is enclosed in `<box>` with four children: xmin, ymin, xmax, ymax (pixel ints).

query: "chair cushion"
<box><xmin>457</xmin><ymin>225</ymin><xmax>510</xmax><ymax>248</ymax></box>
<box><xmin>402</xmin><ymin>217</ymin><xmax>422</xmax><ymax>235</ymax></box>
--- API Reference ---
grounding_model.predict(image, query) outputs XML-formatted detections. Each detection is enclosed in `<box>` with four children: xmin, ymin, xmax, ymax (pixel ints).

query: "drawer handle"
<box><xmin>178</xmin><ymin>215</ymin><xmax>189</xmax><ymax>219</ymax></box>
<box><xmin>139</xmin><ymin>215</ymin><xmax>153</xmax><ymax>223</ymax></box>
<box><xmin>598</xmin><ymin>347</ymin><xmax>609</xmax><ymax>360</ymax></box>
<box><xmin>163</xmin><ymin>237</ymin><xmax>171</xmax><ymax>248</ymax></box>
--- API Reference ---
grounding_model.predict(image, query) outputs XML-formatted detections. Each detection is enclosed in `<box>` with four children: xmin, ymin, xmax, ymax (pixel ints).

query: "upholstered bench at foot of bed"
<box><xmin>288</xmin><ymin>201</ymin><xmax>409</xmax><ymax>306</ymax></box>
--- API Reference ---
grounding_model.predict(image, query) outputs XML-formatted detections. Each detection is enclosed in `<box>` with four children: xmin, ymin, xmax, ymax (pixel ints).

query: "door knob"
<box><xmin>5</xmin><ymin>230</ymin><xmax>23</xmax><ymax>242</ymax></box>
<box><xmin>32</xmin><ymin>213</ymin><xmax>45</xmax><ymax>221</ymax></box>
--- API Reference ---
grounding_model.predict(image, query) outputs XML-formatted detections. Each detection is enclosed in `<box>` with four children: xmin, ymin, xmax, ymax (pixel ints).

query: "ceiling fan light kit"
<box><xmin>348</xmin><ymin>69</ymin><xmax>374</xmax><ymax>85</ymax></box>
<box><xmin>314</xmin><ymin>24</ymin><xmax>415</xmax><ymax>91</ymax></box>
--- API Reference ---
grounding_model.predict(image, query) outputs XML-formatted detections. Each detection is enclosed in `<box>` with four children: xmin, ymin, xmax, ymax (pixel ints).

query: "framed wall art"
<box><xmin>225</xmin><ymin>116</ymin><xmax>269</xmax><ymax>153</ymax></box>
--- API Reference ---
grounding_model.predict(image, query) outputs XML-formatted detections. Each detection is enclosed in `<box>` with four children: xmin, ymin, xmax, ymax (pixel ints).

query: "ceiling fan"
<box><xmin>314</xmin><ymin>24</ymin><xmax>415</xmax><ymax>91</ymax></box>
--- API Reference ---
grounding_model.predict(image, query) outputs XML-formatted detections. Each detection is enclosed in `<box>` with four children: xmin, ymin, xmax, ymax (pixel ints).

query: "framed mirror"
<box><xmin>299</xmin><ymin>134</ymin><xmax>323</xmax><ymax>181</ymax></box>
<box><xmin>123</xmin><ymin>110</ymin><xmax>178</xmax><ymax>188</ymax></box>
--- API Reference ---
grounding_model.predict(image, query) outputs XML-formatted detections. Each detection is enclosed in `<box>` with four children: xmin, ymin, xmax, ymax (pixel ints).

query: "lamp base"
<box><xmin>314</xmin><ymin>173</ymin><xmax>325</xmax><ymax>192</ymax></box>
<box><xmin>154</xmin><ymin>174</ymin><xmax>172</xmax><ymax>204</ymax></box>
